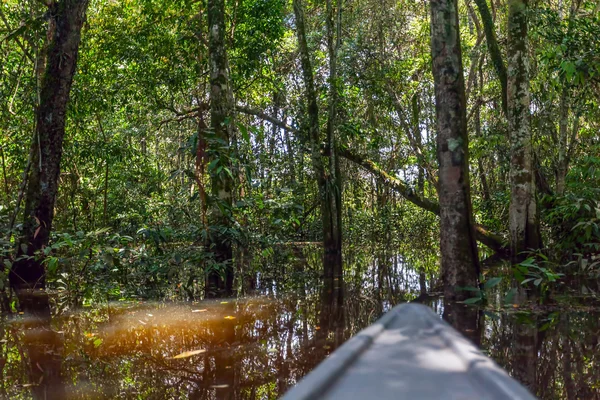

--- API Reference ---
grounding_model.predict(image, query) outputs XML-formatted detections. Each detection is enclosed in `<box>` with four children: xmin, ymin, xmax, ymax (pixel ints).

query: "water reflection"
<box><xmin>442</xmin><ymin>299</ymin><xmax>483</xmax><ymax>347</ymax></box>
<box><xmin>12</xmin><ymin>290</ymin><xmax>66</xmax><ymax>399</ymax></box>
<box><xmin>0</xmin><ymin>251</ymin><xmax>599</xmax><ymax>399</ymax></box>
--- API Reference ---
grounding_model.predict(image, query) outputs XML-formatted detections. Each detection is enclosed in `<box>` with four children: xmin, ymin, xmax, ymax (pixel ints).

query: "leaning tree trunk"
<box><xmin>206</xmin><ymin>0</ymin><xmax>234</xmax><ymax>298</ymax></box>
<box><xmin>10</xmin><ymin>0</ymin><xmax>89</xmax><ymax>301</ymax></box>
<box><xmin>429</xmin><ymin>0</ymin><xmax>480</xmax><ymax>301</ymax></box>
<box><xmin>507</xmin><ymin>0</ymin><xmax>541</xmax><ymax>261</ymax></box>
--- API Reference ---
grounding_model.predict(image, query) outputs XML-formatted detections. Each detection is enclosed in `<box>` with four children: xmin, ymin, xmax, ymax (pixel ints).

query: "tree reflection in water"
<box><xmin>0</xmin><ymin>251</ymin><xmax>599</xmax><ymax>399</ymax></box>
<box><xmin>17</xmin><ymin>290</ymin><xmax>66</xmax><ymax>400</ymax></box>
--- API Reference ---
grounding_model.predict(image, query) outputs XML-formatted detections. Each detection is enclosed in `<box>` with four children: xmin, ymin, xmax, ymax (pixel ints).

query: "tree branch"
<box><xmin>233</xmin><ymin>104</ymin><xmax>508</xmax><ymax>254</ymax></box>
<box><xmin>339</xmin><ymin>147</ymin><xmax>508</xmax><ymax>254</ymax></box>
<box><xmin>235</xmin><ymin>105</ymin><xmax>297</xmax><ymax>133</ymax></box>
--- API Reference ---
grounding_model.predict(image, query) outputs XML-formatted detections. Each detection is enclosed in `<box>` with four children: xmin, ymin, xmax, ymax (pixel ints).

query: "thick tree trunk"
<box><xmin>206</xmin><ymin>0</ymin><xmax>234</xmax><ymax>298</ymax></box>
<box><xmin>293</xmin><ymin>0</ymin><xmax>343</xmax><ymax>283</ymax></box>
<box><xmin>430</xmin><ymin>0</ymin><xmax>480</xmax><ymax>300</ymax></box>
<box><xmin>507</xmin><ymin>0</ymin><xmax>541</xmax><ymax>260</ymax></box>
<box><xmin>10</xmin><ymin>0</ymin><xmax>89</xmax><ymax>294</ymax></box>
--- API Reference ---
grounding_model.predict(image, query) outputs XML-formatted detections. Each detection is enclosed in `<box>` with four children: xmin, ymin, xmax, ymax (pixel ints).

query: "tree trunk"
<box><xmin>556</xmin><ymin>84</ymin><xmax>569</xmax><ymax>195</ymax></box>
<box><xmin>474</xmin><ymin>66</ymin><xmax>491</xmax><ymax>203</ymax></box>
<box><xmin>474</xmin><ymin>0</ymin><xmax>507</xmax><ymax>115</ymax></box>
<box><xmin>430</xmin><ymin>0</ymin><xmax>480</xmax><ymax>300</ymax></box>
<box><xmin>507</xmin><ymin>0</ymin><xmax>541</xmax><ymax>260</ymax></box>
<box><xmin>206</xmin><ymin>0</ymin><xmax>234</xmax><ymax>298</ymax></box>
<box><xmin>293</xmin><ymin>0</ymin><xmax>343</xmax><ymax>284</ymax></box>
<box><xmin>10</xmin><ymin>0</ymin><xmax>89</xmax><ymax>294</ymax></box>
<box><xmin>325</xmin><ymin>0</ymin><xmax>343</xmax><ymax>286</ymax></box>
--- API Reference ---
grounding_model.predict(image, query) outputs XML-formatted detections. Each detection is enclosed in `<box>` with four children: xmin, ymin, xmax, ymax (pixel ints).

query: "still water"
<box><xmin>1</xmin><ymin>252</ymin><xmax>599</xmax><ymax>399</ymax></box>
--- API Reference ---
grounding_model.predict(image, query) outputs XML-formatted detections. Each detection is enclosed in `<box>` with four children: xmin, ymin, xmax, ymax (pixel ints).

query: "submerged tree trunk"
<box><xmin>293</xmin><ymin>0</ymin><xmax>343</xmax><ymax>287</ymax></box>
<box><xmin>10</xmin><ymin>0</ymin><xmax>89</xmax><ymax>295</ymax></box>
<box><xmin>429</xmin><ymin>0</ymin><xmax>480</xmax><ymax>300</ymax></box>
<box><xmin>206</xmin><ymin>0</ymin><xmax>234</xmax><ymax>298</ymax></box>
<box><xmin>507</xmin><ymin>0</ymin><xmax>541</xmax><ymax>260</ymax></box>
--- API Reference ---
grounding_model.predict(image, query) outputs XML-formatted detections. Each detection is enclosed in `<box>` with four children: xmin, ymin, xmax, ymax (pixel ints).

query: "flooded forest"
<box><xmin>1</xmin><ymin>0</ymin><xmax>600</xmax><ymax>398</ymax></box>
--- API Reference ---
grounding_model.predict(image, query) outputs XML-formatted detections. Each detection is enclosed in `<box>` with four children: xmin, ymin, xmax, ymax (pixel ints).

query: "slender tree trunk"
<box><xmin>474</xmin><ymin>67</ymin><xmax>491</xmax><ymax>203</ymax></box>
<box><xmin>97</xmin><ymin>116</ymin><xmax>110</xmax><ymax>226</ymax></box>
<box><xmin>293</xmin><ymin>0</ymin><xmax>342</xmax><ymax>285</ymax></box>
<box><xmin>430</xmin><ymin>0</ymin><xmax>480</xmax><ymax>300</ymax></box>
<box><xmin>206</xmin><ymin>0</ymin><xmax>234</xmax><ymax>298</ymax></box>
<box><xmin>196</xmin><ymin>115</ymin><xmax>209</xmax><ymax>240</ymax></box>
<box><xmin>507</xmin><ymin>0</ymin><xmax>541</xmax><ymax>260</ymax></box>
<box><xmin>0</xmin><ymin>143</ymin><xmax>8</xmax><ymax>201</ymax></box>
<box><xmin>325</xmin><ymin>0</ymin><xmax>343</xmax><ymax>287</ymax></box>
<box><xmin>556</xmin><ymin>84</ymin><xmax>569</xmax><ymax>195</ymax></box>
<box><xmin>555</xmin><ymin>2</ymin><xmax>580</xmax><ymax>196</ymax></box>
<box><xmin>10</xmin><ymin>0</ymin><xmax>89</xmax><ymax>295</ymax></box>
<box><xmin>473</xmin><ymin>0</ymin><xmax>507</xmax><ymax>115</ymax></box>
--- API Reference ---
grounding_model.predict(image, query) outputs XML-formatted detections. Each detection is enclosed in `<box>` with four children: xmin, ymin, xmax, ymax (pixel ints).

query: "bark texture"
<box><xmin>293</xmin><ymin>0</ymin><xmax>343</xmax><ymax>280</ymax></box>
<box><xmin>10</xmin><ymin>0</ymin><xmax>89</xmax><ymax>293</ymax></box>
<box><xmin>206</xmin><ymin>0</ymin><xmax>234</xmax><ymax>297</ymax></box>
<box><xmin>507</xmin><ymin>0</ymin><xmax>541</xmax><ymax>260</ymax></box>
<box><xmin>324</xmin><ymin>0</ymin><xmax>343</xmax><ymax>288</ymax></box>
<box><xmin>430</xmin><ymin>0</ymin><xmax>480</xmax><ymax>300</ymax></box>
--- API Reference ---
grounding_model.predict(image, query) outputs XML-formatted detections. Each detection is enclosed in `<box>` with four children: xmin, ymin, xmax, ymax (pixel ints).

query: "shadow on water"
<box><xmin>1</xmin><ymin>248</ymin><xmax>599</xmax><ymax>399</ymax></box>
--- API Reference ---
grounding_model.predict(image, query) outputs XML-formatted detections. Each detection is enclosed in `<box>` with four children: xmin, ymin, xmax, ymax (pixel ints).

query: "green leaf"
<box><xmin>208</xmin><ymin>159</ymin><xmax>219</xmax><ymax>171</ymax></box>
<box><xmin>462</xmin><ymin>297</ymin><xmax>482</xmax><ymax>304</ymax></box>
<box><xmin>457</xmin><ymin>286</ymin><xmax>480</xmax><ymax>292</ymax></box>
<box><xmin>519</xmin><ymin>257</ymin><xmax>536</xmax><ymax>268</ymax></box>
<box><xmin>238</xmin><ymin>123</ymin><xmax>250</xmax><ymax>142</ymax></box>
<box><xmin>484</xmin><ymin>277</ymin><xmax>502</xmax><ymax>289</ymax></box>
<box><xmin>503</xmin><ymin>288</ymin><xmax>517</xmax><ymax>305</ymax></box>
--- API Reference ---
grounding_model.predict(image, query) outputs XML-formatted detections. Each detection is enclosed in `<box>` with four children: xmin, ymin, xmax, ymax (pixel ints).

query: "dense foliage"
<box><xmin>0</xmin><ymin>0</ymin><xmax>598</xmax><ymax>308</ymax></box>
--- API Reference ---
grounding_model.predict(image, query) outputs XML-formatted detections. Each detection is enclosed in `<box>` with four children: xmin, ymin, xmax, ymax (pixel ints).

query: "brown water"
<box><xmin>1</xmin><ymin>256</ymin><xmax>600</xmax><ymax>399</ymax></box>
